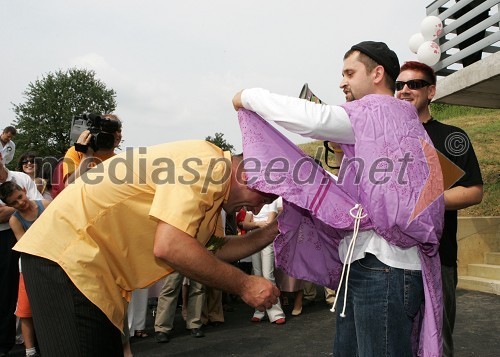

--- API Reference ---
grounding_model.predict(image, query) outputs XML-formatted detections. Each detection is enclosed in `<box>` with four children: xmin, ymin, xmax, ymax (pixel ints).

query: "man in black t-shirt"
<box><xmin>396</xmin><ymin>61</ymin><xmax>483</xmax><ymax>357</ymax></box>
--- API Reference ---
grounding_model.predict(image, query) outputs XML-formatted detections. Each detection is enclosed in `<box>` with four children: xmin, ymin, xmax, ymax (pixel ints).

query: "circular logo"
<box><xmin>445</xmin><ymin>132</ymin><xmax>469</xmax><ymax>156</ymax></box>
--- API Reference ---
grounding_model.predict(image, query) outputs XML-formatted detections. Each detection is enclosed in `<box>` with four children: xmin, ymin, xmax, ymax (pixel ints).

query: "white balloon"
<box><xmin>417</xmin><ymin>41</ymin><xmax>442</xmax><ymax>66</ymax></box>
<box><xmin>420</xmin><ymin>16</ymin><xmax>443</xmax><ymax>41</ymax></box>
<box><xmin>409</xmin><ymin>33</ymin><xmax>425</xmax><ymax>54</ymax></box>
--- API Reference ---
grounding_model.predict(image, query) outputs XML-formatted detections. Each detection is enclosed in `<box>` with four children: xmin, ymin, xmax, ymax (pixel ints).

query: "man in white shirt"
<box><xmin>0</xmin><ymin>126</ymin><xmax>17</xmax><ymax>166</ymax></box>
<box><xmin>232</xmin><ymin>41</ymin><xmax>435</xmax><ymax>356</ymax></box>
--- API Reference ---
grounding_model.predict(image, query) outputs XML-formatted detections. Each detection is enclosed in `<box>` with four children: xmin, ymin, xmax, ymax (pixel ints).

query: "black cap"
<box><xmin>350</xmin><ymin>41</ymin><xmax>400</xmax><ymax>82</ymax></box>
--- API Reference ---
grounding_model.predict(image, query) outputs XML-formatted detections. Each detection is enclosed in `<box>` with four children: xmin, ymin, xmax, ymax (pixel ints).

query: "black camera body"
<box><xmin>70</xmin><ymin>113</ymin><xmax>121</xmax><ymax>152</ymax></box>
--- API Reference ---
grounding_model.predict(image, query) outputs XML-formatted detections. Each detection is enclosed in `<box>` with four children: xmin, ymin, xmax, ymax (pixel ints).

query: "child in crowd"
<box><xmin>0</xmin><ymin>181</ymin><xmax>50</xmax><ymax>357</ymax></box>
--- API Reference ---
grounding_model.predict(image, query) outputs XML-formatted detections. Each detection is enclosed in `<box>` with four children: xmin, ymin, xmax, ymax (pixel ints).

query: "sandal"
<box><xmin>134</xmin><ymin>330</ymin><xmax>149</xmax><ymax>338</ymax></box>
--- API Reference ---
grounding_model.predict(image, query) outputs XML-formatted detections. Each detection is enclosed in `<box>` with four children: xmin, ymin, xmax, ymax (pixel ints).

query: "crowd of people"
<box><xmin>0</xmin><ymin>39</ymin><xmax>483</xmax><ymax>357</ymax></box>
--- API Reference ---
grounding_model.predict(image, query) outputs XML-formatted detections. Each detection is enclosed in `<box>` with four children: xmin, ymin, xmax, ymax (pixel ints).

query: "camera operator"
<box><xmin>63</xmin><ymin>114</ymin><xmax>122</xmax><ymax>186</ymax></box>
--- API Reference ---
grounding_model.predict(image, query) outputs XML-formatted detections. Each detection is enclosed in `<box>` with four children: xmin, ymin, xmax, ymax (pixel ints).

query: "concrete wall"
<box><xmin>457</xmin><ymin>217</ymin><xmax>500</xmax><ymax>276</ymax></box>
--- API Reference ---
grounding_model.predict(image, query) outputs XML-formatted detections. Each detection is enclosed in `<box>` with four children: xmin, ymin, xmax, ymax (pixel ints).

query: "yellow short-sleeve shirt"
<box><xmin>15</xmin><ymin>140</ymin><xmax>230</xmax><ymax>330</ymax></box>
<box><xmin>62</xmin><ymin>146</ymin><xmax>116</xmax><ymax>182</ymax></box>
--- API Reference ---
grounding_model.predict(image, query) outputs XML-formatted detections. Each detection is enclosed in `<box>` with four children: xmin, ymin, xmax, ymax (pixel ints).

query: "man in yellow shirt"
<box><xmin>15</xmin><ymin>140</ymin><xmax>280</xmax><ymax>356</ymax></box>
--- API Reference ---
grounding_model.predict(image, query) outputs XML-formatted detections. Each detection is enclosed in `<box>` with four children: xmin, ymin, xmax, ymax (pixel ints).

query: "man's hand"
<box><xmin>232</xmin><ymin>90</ymin><xmax>244</xmax><ymax>111</ymax></box>
<box><xmin>0</xmin><ymin>204</ymin><xmax>15</xmax><ymax>223</ymax></box>
<box><xmin>76</xmin><ymin>130</ymin><xmax>95</xmax><ymax>157</ymax></box>
<box><xmin>239</xmin><ymin>275</ymin><xmax>280</xmax><ymax>311</ymax></box>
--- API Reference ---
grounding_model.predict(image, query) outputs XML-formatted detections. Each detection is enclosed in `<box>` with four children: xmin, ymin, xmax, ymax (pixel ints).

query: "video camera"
<box><xmin>70</xmin><ymin>113</ymin><xmax>121</xmax><ymax>152</ymax></box>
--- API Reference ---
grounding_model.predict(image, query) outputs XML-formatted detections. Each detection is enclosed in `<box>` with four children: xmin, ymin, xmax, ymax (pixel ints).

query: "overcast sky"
<box><xmin>1</xmin><ymin>0</ymin><xmax>433</xmax><ymax>153</ymax></box>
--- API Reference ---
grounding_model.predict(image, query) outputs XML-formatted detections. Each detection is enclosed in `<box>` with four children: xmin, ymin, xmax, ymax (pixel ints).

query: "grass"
<box><xmin>298</xmin><ymin>106</ymin><xmax>499</xmax><ymax>217</ymax></box>
<box><xmin>439</xmin><ymin>111</ymin><xmax>499</xmax><ymax>217</ymax></box>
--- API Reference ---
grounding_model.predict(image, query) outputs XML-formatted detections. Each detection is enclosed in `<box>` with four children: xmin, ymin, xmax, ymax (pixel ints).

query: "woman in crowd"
<box><xmin>16</xmin><ymin>152</ymin><xmax>52</xmax><ymax>200</ymax></box>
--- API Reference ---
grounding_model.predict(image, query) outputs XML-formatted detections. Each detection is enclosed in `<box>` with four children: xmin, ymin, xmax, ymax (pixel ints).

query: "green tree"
<box><xmin>205</xmin><ymin>132</ymin><xmax>235</xmax><ymax>153</ymax></box>
<box><xmin>11</xmin><ymin>68</ymin><xmax>117</xmax><ymax>162</ymax></box>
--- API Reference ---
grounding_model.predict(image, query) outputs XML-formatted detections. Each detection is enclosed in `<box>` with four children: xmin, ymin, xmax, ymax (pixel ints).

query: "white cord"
<box><xmin>330</xmin><ymin>204</ymin><xmax>367</xmax><ymax>317</ymax></box>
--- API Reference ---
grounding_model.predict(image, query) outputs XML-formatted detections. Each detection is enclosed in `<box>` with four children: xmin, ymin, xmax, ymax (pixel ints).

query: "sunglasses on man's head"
<box><xmin>395</xmin><ymin>79</ymin><xmax>431</xmax><ymax>91</ymax></box>
<box><xmin>22</xmin><ymin>159</ymin><xmax>35</xmax><ymax>165</ymax></box>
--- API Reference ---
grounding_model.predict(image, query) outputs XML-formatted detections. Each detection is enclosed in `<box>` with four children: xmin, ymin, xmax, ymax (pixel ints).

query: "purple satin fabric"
<box><xmin>238</xmin><ymin>95</ymin><xmax>444</xmax><ymax>356</ymax></box>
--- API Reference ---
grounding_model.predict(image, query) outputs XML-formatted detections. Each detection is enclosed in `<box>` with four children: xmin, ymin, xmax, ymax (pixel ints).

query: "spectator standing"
<box><xmin>245</xmin><ymin>200</ymin><xmax>285</xmax><ymax>324</ymax></box>
<box><xmin>396</xmin><ymin>61</ymin><xmax>483</xmax><ymax>357</ymax></box>
<box><xmin>62</xmin><ymin>114</ymin><xmax>122</xmax><ymax>186</ymax></box>
<box><xmin>16</xmin><ymin>153</ymin><xmax>40</xmax><ymax>181</ymax></box>
<box><xmin>17</xmin><ymin>152</ymin><xmax>52</xmax><ymax>200</ymax></box>
<box><xmin>154</xmin><ymin>272</ymin><xmax>206</xmax><ymax>343</ymax></box>
<box><xmin>202</xmin><ymin>209</ymin><xmax>227</xmax><ymax>328</ymax></box>
<box><xmin>0</xmin><ymin>181</ymin><xmax>50</xmax><ymax>357</ymax></box>
<box><xmin>0</xmin><ymin>126</ymin><xmax>17</xmax><ymax>165</ymax></box>
<box><xmin>127</xmin><ymin>288</ymin><xmax>149</xmax><ymax>339</ymax></box>
<box><xmin>235</xmin><ymin>208</ymin><xmax>254</xmax><ymax>275</ymax></box>
<box><xmin>0</xmin><ymin>164</ymin><xmax>42</xmax><ymax>356</ymax></box>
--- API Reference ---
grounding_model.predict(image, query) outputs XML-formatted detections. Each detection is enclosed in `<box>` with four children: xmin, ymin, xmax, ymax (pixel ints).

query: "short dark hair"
<box><xmin>400</xmin><ymin>61</ymin><xmax>437</xmax><ymax>85</ymax></box>
<box><xmin>344</xmin><ymin>50</ymin><xmax>396</xmax><ymax>93</ymax></box>
<box><xmin>3</xmin><ymin>126</ymin><xmax>17</xmax><ymax>135</ymax></box>
<box><xmin>0</xmin><ymin>181</ymin><xmax>23</xmax><ymax>203</ymax></box>
<box><xmin>103</xmin><ymin>114</ymin><xmax>122</xmax><ymax>131</ymax></box>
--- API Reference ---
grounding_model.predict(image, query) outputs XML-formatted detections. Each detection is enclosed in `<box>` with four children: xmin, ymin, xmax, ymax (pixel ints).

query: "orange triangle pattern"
<box><xmin>410</xmin><ymin>139</ymin><xmax>443</xmax><ymax>221</ymax></box>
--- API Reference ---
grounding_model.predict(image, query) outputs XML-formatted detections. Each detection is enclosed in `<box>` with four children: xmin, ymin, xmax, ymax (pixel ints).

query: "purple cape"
<box><xmin>238</xmin><ymin>95</ymin><xmax>444</xmax><ymax>357</ymax></box>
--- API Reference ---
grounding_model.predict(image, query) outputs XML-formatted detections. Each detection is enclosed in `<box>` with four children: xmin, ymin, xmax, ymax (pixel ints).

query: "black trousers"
<box><xmin>22</xmin><ymin>254</ymin><xmax>123</xmax><ymax>357</ymax></box>
<box><xmin>0</xmin><ymin>229</ymin><xmax>19</xmax><ymax>354</ymax></box>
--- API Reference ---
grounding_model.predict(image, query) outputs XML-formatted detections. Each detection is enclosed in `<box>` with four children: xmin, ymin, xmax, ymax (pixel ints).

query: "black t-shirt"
<box><xmin>423</xmin><ymin>119</ymin><xmax>483</xmax><ymax>267</ymax></box>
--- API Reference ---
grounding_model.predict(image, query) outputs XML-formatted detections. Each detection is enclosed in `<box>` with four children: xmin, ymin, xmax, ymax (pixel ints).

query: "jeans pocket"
<box><xmin>404</xmin><ymin>270</ymin><xmax>424</xmax><ymax>319</ymax></box>
<box><xmin>356</xmin><ymin>253</ymin><xmax>390</xmax><ymax>272</ymax></box>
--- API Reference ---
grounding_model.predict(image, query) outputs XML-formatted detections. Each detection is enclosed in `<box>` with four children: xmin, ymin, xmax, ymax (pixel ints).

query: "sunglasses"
<box><xmin>395</xmin><ymin>79</ymin><xmax>431</xmax><ymax>91</ymax></box>
<box><xmin>22</xmin><ymin>159</ymin><xmax>35</xmax><ymax>165</ymax></box>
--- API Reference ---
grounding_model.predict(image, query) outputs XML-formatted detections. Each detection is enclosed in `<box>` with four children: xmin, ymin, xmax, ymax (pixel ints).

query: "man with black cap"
<box><xmin>232</xmin><ymin>41</ymin><xmax>444</xmax><ymax>356</ymax></box>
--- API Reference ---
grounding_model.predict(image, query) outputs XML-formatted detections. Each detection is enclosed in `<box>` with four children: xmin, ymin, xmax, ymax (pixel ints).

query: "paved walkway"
<box><xmin>10</xmin><ymin>289</ymin><xmax>500</xmax><ymax>356</ymax></box>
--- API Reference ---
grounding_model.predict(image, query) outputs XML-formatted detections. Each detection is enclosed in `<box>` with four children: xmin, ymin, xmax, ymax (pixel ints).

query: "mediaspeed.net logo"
<box><xmin>32</xmin><ymin>138</ymin><xmax>465</xmax><ymax>218</ymax></box>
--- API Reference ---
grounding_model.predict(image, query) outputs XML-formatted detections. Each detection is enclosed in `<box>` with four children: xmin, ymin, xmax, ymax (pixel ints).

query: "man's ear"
<box><xmin>232</xmin><ymin>157</ymin><xmax>247</xmax><ymax>186</ymax></box>
<box><xmin>428</xmin><ymin>84</ymin><xmax>436</xmax><ymax>101</ymax></box>
<box><xmin>373</xmin><ymin>65</ymin><xmax>385</xmax><ymax>85</ymax></box>
<box><xmin>236</xmin><ymin>170</ymin><xmax>248</xmax><ymax>187</ymax></box>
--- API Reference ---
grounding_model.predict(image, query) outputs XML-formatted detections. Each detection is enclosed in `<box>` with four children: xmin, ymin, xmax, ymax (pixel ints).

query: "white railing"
<box><xmin>427</xmin><ymin>0</ymin><xmax>500</xmax><ymax>75</ymax></box>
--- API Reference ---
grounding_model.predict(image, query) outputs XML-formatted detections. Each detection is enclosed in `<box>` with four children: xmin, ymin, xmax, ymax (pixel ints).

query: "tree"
<box><xmin>205</xmin><ymin>132</ymin><xmax>235</xmax><ymax>153</ymax></box>
<box><xmin>11</xmin><ymin>68</ymin><xmax>117</xmax><ymax>162</ymax></box>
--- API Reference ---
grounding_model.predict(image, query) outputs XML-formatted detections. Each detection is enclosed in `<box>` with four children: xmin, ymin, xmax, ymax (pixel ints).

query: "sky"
<box><xmin>0</xmin><ymin>0</ymin><xmax>435</xmax><ymax>153</ymax></box>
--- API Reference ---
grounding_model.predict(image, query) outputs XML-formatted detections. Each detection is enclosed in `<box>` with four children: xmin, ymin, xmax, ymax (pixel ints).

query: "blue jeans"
<box><xmin>333</xmin><ymin>253</ymin><xmax>424</xmax><ymax>357</ymax></box>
